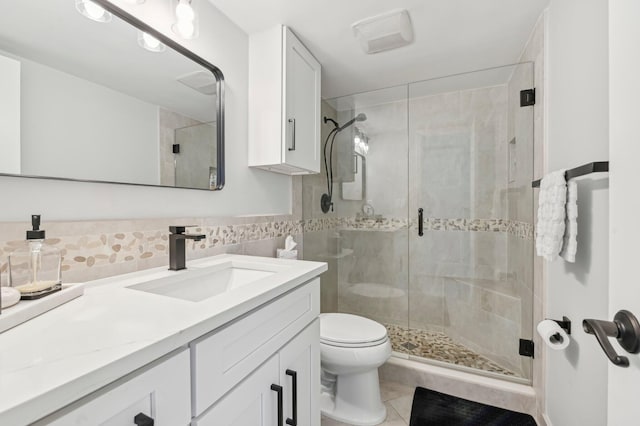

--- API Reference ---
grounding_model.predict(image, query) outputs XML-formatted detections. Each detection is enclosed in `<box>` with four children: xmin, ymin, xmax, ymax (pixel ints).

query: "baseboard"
<box><xmin>380</xmin><ymin>357</ymin><xmax>537</xmax><ymax>417</ymax></box>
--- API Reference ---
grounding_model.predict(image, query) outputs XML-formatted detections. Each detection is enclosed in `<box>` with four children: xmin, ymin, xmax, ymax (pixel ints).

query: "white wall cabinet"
<box><xmin>249</xmin><ymin>25</ymin><xmax>321</xmax><ymax>175</ymax></box>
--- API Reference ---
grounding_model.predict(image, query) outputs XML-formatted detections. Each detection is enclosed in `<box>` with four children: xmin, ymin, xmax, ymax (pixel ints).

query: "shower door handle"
<box><xmin>288</xmin><ymin>118</ymin><xmax>296</xmax><ymax>151</ymax></box>
<box><xmin>418</xmin><ymin>208</ymin><xmax>424</xmax><ymax>237</ymax></box>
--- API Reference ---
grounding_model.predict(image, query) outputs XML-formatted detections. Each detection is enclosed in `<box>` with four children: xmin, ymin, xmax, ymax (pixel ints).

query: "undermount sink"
<box><xmin>127</xmin><ymin>260</ymin><xmax>283</xmax><ymax>302</ymax></box>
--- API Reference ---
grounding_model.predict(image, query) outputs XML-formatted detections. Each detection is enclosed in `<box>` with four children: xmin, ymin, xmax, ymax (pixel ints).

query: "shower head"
<box><xmin>338</xmin><ymin>113</ymin><xmax>367</xmax><ymax>131</ymax></box>
<box><xmin>320</xmin><ymin>113</ymin><xmax>368</xmax><ymax>214</ymax></box>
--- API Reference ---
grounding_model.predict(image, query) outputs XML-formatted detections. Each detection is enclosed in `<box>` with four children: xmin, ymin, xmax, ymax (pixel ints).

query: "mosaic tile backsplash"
<box><xmin>0</xmin><ymin>216</ymin><xmax>303</xmax><ymax>285</ymax></box>
<box><xmin>0</xmin><ymin>215</ymin><xmax>532</xmax><ymax>285</ymax></box>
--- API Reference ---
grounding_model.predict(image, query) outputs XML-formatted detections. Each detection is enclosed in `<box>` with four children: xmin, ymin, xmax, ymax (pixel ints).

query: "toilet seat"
<box><xmin>320</xmin><ymin>313</ymin><xmax>388</xmax><ymax>348</ymax></box>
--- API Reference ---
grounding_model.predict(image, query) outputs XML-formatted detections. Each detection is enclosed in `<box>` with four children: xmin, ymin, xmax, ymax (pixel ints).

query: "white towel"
<box><xmin>560</xmin><ymin>180</ymin><xmax>578</xmax><ymax>262</ymax></box>
<box><xmin>536</xmin><ymin>170</ymin><xmax>567</xmax><ymax>261</ymax></box>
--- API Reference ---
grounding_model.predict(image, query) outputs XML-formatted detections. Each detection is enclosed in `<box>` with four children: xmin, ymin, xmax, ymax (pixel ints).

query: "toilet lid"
<box><xmin>320</xmin><ymin>313</ymin><xmax>388</xmax><ymax>346</ymax></box>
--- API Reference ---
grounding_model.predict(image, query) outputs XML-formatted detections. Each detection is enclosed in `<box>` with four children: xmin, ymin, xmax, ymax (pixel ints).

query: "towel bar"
<box><xmin>532</xmin><ymin>161</ymin><xmax>609</xmax><ymax>188</ymax></box>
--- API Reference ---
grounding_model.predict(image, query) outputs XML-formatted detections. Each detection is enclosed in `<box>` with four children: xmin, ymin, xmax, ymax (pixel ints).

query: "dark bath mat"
<box><xmin>409</xmin><ymin>387</ymin><xmax>537</xmax><ymax>426</ymax></box>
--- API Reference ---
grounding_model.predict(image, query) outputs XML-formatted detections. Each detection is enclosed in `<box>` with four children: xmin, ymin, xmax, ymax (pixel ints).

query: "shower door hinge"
<box><xmin>172</xmin><ymin>144</ymin><xmax>180</xmax><ymax>154</ymax></box>
<box><xmin>520</xmin><ymin>89</ymin><xmax>536</xmax><ymax>107</ymax></box>
<box><xmin>519</xmin><ymin>339</ymin><xmax>535</xmax><ymax>358</ymax></box>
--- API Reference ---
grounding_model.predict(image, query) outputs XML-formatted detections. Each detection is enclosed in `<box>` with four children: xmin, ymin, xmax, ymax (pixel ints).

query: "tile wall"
<box><xmin>0</xmin><ymin>215</ymin><xmax>304</xmax><ymax>286</ymax></box>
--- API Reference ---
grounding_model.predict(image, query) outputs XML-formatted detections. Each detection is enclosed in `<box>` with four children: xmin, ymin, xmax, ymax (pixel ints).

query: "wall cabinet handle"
<box><xmin>418</xmin><ymin>208</ymin><xmax>424</xmax><ymax>237</ymax></box>
<box><xmin>288</xmin><ymin>118</ymin><xmax>296</xmax><ymax>151</ymax></box>
<box><xmin>133</xmin><ymin>412</ymin><xmax>154</xmax><ymax>426</ymax></box>
<box><xmin>583</xmin><ymin>310</ymin><xmax>640</xmax><ymax>367</ymax></box>
<box><xmin>271</xmin><ymin>384</ymin><xmax>284</xmax><ymax>426</ymax></box>
<box><xmin>285</xmin><ymin>369</ymin><xmax>298</xmax><ymax>426</ymax></box>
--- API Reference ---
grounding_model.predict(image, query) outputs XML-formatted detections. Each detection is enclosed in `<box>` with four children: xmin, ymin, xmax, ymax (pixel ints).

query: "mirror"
<box><xmin>0</xmin><ymin>0</ymin><xmax>224</xmax><ymax>190</ymax></box>
<box><xmin>342</xmin><ymin>153</ymin><xmax>365</xmax><ymax>201</ymax></box>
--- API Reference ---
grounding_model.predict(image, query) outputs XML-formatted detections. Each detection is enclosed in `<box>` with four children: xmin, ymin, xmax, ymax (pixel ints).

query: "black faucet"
<box><xmin>169</xmin><ymin>226</ymin><xmax>206</xmax><ymax>271</ymax></box>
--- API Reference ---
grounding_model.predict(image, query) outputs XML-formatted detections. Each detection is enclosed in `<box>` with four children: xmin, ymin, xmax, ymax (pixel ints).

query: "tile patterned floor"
<box><xmin>384</xmin><ymin>324</ymin><xmax>517</xmax><ymax>377</ymax></box>
<box><xmin>321</xmin><ymin>380</ymin><xmax>415</xmax><ymax>426</ymax></box>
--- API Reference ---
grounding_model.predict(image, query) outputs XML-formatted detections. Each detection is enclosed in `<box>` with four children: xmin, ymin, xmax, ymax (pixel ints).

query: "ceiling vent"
<box><xmin>176</xmin><ymin>70</ymin><xmax>216</xmax><ymax>95</ymax></box>
<box><xmin>351</xmin><ymin>9</ymin><xmax>414</xmax><ymax>54</ymax></box>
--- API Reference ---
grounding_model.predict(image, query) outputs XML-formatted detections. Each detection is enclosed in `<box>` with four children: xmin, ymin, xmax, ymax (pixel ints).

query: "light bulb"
<box><xmin>174</xmin><ymin>19</ymin><xmax>195</xmax><ymax>38</ymax></box>
<box><xmin>138</xmin><ymin>31</ymin><xmax>165</xmax><ymax>52</ymax></box>
<box><xmin>76</xmin><ymin>0</ymin><xmax>112</xmax><ymax>22</ymax></box>
<box><xmin>143</xmin><ymin>33</ymin><xmax>160</xmax><ymax>49</ymax></box>
<box><xmin>84</xmin><ymin>1</ymin><xmax>105</xmax><ymax>19</ymax></box>
<box><xmin>176</xmin><ymin>0</ymin><xmax>195</xmax><ymax>21</ymax></box>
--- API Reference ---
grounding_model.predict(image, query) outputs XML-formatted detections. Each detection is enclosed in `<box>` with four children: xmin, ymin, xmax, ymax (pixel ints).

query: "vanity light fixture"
<box><xmin>172</xmin><ymin>0</ymin><xmax>198</xmax><ymax>39</ymax></box>
<box><xmin>137</xmin><ymin>31</ymin><xmax>166</xmax><ymax>53</ymax></box>
<box><xmin>75</xmin><ymin>0</ymin><xmax>112</xmax><ymax>23</ymax></box>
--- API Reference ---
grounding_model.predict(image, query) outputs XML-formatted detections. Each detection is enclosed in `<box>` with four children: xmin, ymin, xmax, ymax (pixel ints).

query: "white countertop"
<box><xmin>0</xmin><ymin>254</ymin><xmax>327</xmax><ymax>425</ymax></box>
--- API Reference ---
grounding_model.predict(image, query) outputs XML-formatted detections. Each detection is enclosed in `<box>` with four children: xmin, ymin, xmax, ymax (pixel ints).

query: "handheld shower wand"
<box><xmin>321</xmin><ymin>113</ymin><xmax>367</xmax><ymax>213</ymax></box>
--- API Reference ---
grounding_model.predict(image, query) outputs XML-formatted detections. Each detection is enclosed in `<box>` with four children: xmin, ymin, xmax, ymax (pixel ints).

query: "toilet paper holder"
<box><xmin>549</xmin><ymin>316</ymin><xmax>572</xmax><ymax>335</ymax></box>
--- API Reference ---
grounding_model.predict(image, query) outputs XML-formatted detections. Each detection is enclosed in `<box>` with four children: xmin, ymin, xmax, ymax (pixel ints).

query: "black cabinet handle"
<box><xmin>418</xmin><ymin>208</ymin><xmax>424</xmax><ymax>237</ymax></box>
<box><xmin>271</xmin><ymin>384</ymin><xmax>284</xmax><ymax>426</ymax></box>
<box><xmin>285</xmin><ymin>369</ymin><xmax>298</xmax><ymax>426</ymax></box>
<box><xmin>134</xmin><ymin>412</ymin><xmax>154</xmax><ymax>426</ymax></box>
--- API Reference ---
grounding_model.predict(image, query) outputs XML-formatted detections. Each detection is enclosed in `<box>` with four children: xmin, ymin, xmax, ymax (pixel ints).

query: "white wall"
<box><xmin>608</xmin><ymin>1</ymin><xmax>640</xmax><ymax>424</ymax></box>
<box><xmin>20</xmin><ymin>59</ymin><xmax>159</xmax><ymax>184</ymax></box>
<box><xmin>0</xmin><ymin>54</ymin><xmax>21</xmax><ymax>174</ymax></box>
<box><xmin>545</xmin><ymin>0</ymin><xmax>609</xmax><ymax>425</ymax></box>
<box><xmin>0</xmin><ymin>0</ymin><xmax>291</xmax><ymax>221</ymax></box>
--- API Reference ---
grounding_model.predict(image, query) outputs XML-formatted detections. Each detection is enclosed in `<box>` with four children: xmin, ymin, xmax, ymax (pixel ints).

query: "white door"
<box><xmin>608</xmin><ymin>0</ymin><xmax>640</xmax><ymax>424</ymax></box>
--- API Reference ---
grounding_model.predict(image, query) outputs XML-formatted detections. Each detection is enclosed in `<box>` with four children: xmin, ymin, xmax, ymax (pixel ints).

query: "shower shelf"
<box><xmin>531</xmin><ymin>161</ymin><xmax>609</xmax><ymax>188</ymax></box>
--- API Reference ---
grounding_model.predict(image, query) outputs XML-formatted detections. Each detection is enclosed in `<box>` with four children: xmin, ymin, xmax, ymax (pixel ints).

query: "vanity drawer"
<box><xmin>191</xmin><ymin>278</ymin><xmax>320</xmax><ymax>416</ymax></box>
<box><xmin>34</xmin><ymin>348</ymin><xmax>191</xmax><ymax>426</ymax></box>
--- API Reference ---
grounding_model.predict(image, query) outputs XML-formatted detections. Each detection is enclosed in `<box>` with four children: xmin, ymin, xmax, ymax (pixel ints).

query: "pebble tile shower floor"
<box><xmin>384</xmin><ymin>324</ymin><xmax>517</xmax><ymax>377</ymax></box>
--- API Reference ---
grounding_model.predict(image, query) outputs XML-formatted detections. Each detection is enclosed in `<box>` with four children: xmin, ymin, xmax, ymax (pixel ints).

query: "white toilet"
<box><xmin>319</xmin><ymin>313</ymin><xmax>392</xmax><ymax>426</ymax></box>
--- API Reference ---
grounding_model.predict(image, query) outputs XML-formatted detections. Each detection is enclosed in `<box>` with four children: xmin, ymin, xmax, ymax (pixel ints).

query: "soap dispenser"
<box><xmin>8</xmin><ymin>215</ymin><xmax>62</xmax><ymax>299</ymax></box>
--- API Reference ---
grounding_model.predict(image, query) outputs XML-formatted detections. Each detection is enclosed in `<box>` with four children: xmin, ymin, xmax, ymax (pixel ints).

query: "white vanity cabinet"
<box><xmin>34</xmin><ymin>348</ymin><xmax>192</xmax><ymax>426</ymax></box>
<box><xmin>13</xmin><ymin>256</ymin><xmax>326</xmax><ymax>426</ymax></box>
<box><xmin>192</xmin><ymin>280</ymin><xmax>320</xmax><ymax>425</ymax></box>
<box><xmin>248</xmin><ymin>25</ymin><xmax>322</xmax><ymax>175</ymax></box>
<box><xmin>194</xmin><ymin>322</ymin><xmax>319</xmax><ymax>426</ymax></box>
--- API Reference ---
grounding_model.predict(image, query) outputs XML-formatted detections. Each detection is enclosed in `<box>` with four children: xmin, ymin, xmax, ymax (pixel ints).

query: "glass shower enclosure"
<box><xmin>302</xmin><ymin>63</ymin><xmax>535</xmax><ymax>381</ymax></box>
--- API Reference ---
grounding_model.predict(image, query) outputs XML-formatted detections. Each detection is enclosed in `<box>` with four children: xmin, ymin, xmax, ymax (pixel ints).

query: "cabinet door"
<box><xmin>279</xmin><ymin>319</ymin><xmax>320</xmax><ymax>426</ymax></box>
<box><xmin>283</xmin><ymin>27</ymin><xmax>321</xmax><ymax>173</ymax></box>
<box><xmin>194</xmin><ymin>355</ymin><xmax>280</xmax><ymax>426</ymax></box>
<box><xmin>35</xmin><ymin>349</ymin><xmax>191</xmax><ymax>426</ymax></box>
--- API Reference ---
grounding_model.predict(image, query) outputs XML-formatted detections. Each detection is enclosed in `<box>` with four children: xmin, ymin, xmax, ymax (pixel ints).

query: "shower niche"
<box><xmin>303</xmin><ymin>63</ymin><xmax>535</xmax><ymax>382</ymax></box>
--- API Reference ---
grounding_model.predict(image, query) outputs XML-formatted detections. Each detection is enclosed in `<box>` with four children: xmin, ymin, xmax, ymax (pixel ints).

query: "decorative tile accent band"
<box><xmin>0</xmin><ymin>215</ymin><xmax>532</xmax><ymax>282</ymax></box>
<box><xmin>0</xmin><ymin>218</ymin><xmax>304</xmax><ymax>280</ymax></box>
<box><xmin>304</xmin><ymin>216</ymin><xmax>534</xmax><ymax>239</ymax></box>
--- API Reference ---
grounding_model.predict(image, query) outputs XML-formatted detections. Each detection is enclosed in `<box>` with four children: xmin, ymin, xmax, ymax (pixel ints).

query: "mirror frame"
<box><xmin>0</xmin><ymin>0</ymin><xmax>225</xmax><ymax>190</ymax></box>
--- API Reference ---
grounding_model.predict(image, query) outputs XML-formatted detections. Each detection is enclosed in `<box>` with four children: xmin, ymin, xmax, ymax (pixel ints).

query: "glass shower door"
<box><xmin>174</xmin><ymin>121</ymin><xmax>217</xmax><ymax>189</ymax></box>
<box><xmin>303</xmin><ymin>85</ymin><xmax>411</xmax><ymax>335</ymax></box>
<box><xmin>406</xmin><ymin>64</ymin><xmax>535</xmax><ymax>381</ymax></box>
